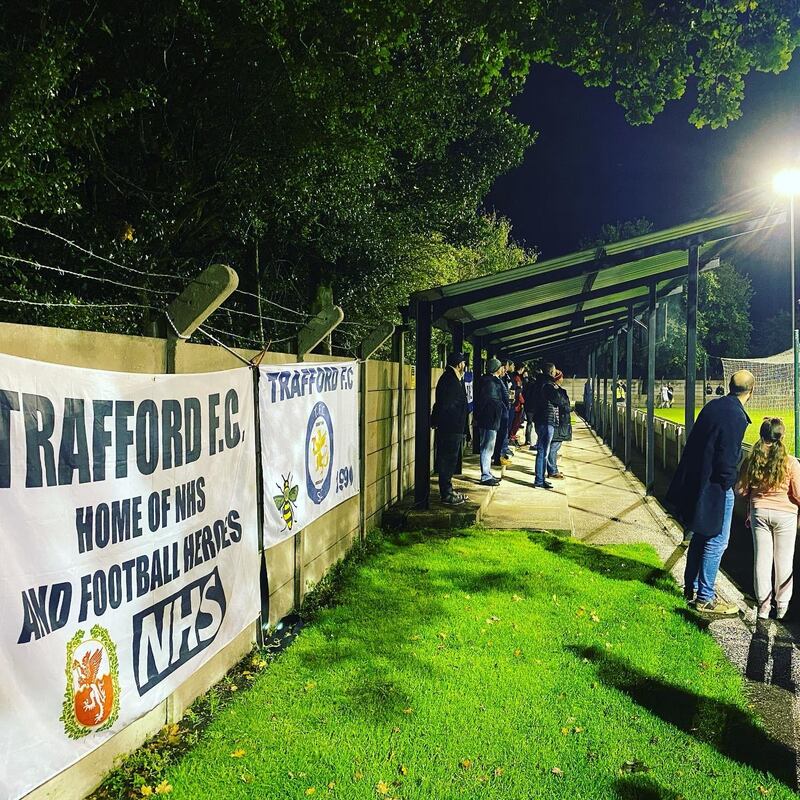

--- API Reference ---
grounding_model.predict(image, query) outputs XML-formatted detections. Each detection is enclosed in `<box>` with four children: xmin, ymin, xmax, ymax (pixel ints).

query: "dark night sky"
<box><xmin>484</xmin><ymin>60</ymin><xmax>800</xmax><ymax>322</ymax></box>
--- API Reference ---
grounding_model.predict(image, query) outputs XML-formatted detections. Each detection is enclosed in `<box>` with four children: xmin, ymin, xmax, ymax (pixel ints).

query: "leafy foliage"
<box><xmin>0</xmin><ymin>1</ymin><xmax>797</xmax><ymax>346</ymax></box>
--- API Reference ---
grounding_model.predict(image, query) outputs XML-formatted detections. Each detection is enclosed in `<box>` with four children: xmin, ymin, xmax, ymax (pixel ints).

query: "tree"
<box><xmin>0</xmin><ymin>1</ymin><xmax>796</xmax><ymax>346</ymax></box>
<box><xmin>752</xmin><ymin>309</ymin><xmax>792</xmax><ymax>357</ymax></box>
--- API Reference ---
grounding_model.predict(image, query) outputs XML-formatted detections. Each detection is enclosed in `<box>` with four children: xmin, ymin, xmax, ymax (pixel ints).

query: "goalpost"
<box><xmin>720</xmin><ymin>347</ymin><xmax>795</xmax><ymax>410</ymax></box>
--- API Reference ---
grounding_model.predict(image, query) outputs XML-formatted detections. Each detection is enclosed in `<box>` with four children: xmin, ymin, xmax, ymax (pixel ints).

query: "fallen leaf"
<box><xmin>460</xmin><ymin>758</ymin><xmax>472</xmax><ymax>770</ymax></box>
<box><xmin>560</xmin><ymin>727</ymin><xmax>570</xmax><ymax>736</ymax></box>
<box><xmin>305</xmin><ymin>788</ymin><xmax>316</xmax><ymax>796</ymax></box>
<box><xmin>437</xmin><ymin>631</ymin><xmax>448</xmax><ymax>639</ymax></box>
<box><xmin>155</xmin><ymin>782</ymin><xmax>173</xmax><ymax>795</ymax></box>
<box><xmin>551</xmin><ymin>767</ymin><xmax>564</xmax><ymax>777</ymax></box>
<box><xmin>376</xmin><ymin>780</ymin><xmax>391</xmax><ymax>795</ymax></box>
<box><xmin>493</xmin><ymin>767</ymin><xmax>504</xmax><ymax>777</ymax></box>
<box><xmin>140</xmin><ymin>788</ymin><xmax>154</xmax><ymax>798</ymax></box>
<box><xmin>477</xmin><ymin>775</ymin><xmax>489</xmax><ymax>784</ymax></box>
<box><xmin>230</xmin><ymin>684</ymin><xmax>239</xmax><ymax>692</ymax></box>
<box><xmin>230</xmin><ymin>748</ymin><xmax>246</xmax><ymax>758</ymax></box>
<box><xmin>399</xmin><ymin>765</ymin><xmax>409</xmax><ymax>776</ymax></box>
<box><xmin>511</xmin><ymin>594</ymin><xmax>523</xmax><ymax>602</ymax></box>
<box><xmin>304</xmin><ymin>681</ymin><xmax>317</xmax><ymax>692</ymax></box>
<box><xmin>410</xmin><ymin>634</ymin><xmax>421</xmax><ymax>641</ymax></box>
<box><xmin>354</xmin><ymin>770</ymin><xmax>364</xmax><ymax>781</ymax></box>
<box><xmin>620</xmin><ymin>760</ymin><xmax>650</xmax><ymax>774</ymax></box>
<box><xmin>590</xmin><ymin>611</ymin><xmax>600</xmax><ymax>623</ymax></box>
<box><xmin>576</xmin><ymin>607</ymin><xmax>586</xmax><ymax>618</ymax></box>
<box><xmin>758</xmin><ymin>786</ymin><xmax>772</xmax><ymax>796</ymax></box>
<box><xmin>327</xmin><ymin>782</ymin><xmax>336</xmax><ymax>789</ymax></box>
<box><xmin>402</xmin><ymin>707</ymin><xmax>413</xmax><ymax>715</ymax></box>
<box><xmin>574</xmin><ymin>726</ymin><xmax>584</xmax><ymax>734</ymax></box>
<box><xmin>240</xmin><ymin>774</ymin><xmax>254</xmax><ymax>784</ymax></box>
<box><xmin>513</xmin><ymin>648</ymin><xmax>522</xmax><ymax>658</ymax></box>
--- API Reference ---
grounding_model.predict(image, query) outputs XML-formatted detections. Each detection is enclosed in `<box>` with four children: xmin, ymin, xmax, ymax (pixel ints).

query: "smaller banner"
<box><xmin>259</xmin><ymin>362</ymin><xmax>360</xmax><ymax>547</ymax></box>
<box><xmin>464</xmin><ymin>370</ymin><xmax>474</xmax><ymax>412</ymax></box>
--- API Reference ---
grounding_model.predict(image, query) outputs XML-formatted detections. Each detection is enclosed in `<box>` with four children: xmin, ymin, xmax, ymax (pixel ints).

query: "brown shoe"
<box><xmin>549</xmin><ymin>473</ymin><xmax>566</xmax><ymax>479</ymax></box>
<box><xmin>695</xmin><ymin>598</ymin><xmax>739</xmax><ymax>617</ymax></box>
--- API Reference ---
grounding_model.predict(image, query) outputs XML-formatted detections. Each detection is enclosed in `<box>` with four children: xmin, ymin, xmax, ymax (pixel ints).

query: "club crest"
<box><xmin>61</xmin><ymin>625</ymin><xmax>120</xmax><ymax>739</ymax></box>
<box><xmin>305</xmin><ymin>401</ymin><xmax>334</xmax><ymax>504</ymax></box>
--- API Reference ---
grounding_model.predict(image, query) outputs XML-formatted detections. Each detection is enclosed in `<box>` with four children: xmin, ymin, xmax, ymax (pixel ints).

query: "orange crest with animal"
<box><xmin>72</xmin><ymin>642</ymin><xmax>114</xmax><ymax>727</ymax></box>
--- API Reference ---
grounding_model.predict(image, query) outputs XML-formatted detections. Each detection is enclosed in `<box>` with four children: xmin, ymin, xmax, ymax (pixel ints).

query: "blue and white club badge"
<box><xmin>305</xmin><ymin>401</ymin><xmax>334</xmax><ymax>504</ymax></box>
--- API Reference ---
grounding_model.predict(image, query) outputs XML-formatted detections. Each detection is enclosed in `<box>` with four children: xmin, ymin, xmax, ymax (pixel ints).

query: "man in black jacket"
<box><xmin>533</xmin><ymin>362</ymin><xmax>560</xmax><ymax>489</ymax></box>
<box><xmin>475</xmin><ymin>358</ymin><xmax>507</xmax><ymax>486</ymax></box>
<box><xmin>665</xmin><ymin>369</ymin><xmax>754</xmax><ymax>617</ymax></box>
<box><xmin>431</xmin><ymin>352</ymin><xmax>468</xmax><ymax>505</ymax></box>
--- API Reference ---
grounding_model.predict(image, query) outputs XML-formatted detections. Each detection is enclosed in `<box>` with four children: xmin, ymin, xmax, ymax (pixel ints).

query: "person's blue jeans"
<box><xmin>547</xmin><ymin>439</ymin><xmax>562</xmax><ymax>476</ymax></box>
<box><xmin>479</xmin><ymin>428</ymin><xmax>498</xmax><ymax>481</ymax></box>
<box><xmin>534</xmin><ymin>423</ymin><xmax>554</xmax><ymax>486</ymax></box>
<box><xmin>684</xmin><ymin>488</ymin><xmax>735</xmax><ymax>603</ymax></box>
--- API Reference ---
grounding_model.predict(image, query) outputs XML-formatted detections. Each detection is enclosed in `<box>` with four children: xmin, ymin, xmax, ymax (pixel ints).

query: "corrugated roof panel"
<box><xmin>462</xmin><ymin>274</ymin><xmax>588</xmax><ymax>319</ymax></box>
<box><xmin>431</xmin><ymin>209</ymin><xmax>755</xmax><ymax>300</ymax></box>
<box><xmin>483</xmin><ymin>304</ymin><xmax>579</xmax><ymax>335</ymax></box>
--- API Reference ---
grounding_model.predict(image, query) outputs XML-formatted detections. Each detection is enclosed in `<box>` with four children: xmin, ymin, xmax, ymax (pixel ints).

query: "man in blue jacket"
<box><xmin>475</xmin><ymin>358</ymin><xmax>507</xmax><ymax>486</ymax></box>
<box><xmin>665</xmin><ymin>370</ymin><xmax>755</xmax><ymax>617</ymax></box>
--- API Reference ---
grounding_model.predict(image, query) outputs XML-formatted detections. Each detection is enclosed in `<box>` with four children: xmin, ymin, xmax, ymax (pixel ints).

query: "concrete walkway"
<box><xmin>479</xmin><ymin>415</ymin><xmax>800</xmax><ymax>787</ymax></box>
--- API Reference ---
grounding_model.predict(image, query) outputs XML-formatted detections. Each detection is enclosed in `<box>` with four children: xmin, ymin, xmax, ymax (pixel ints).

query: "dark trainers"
<box><xmin>533</xmin><ymin>481</ymin><xmax>554</xmax><ymax>490</ymax></box>
<box><xmin>441</xmin><ymin>493</ymin><xmax>466</xmax><ymax>506</ymax></box>
<box><xmin>480</xmin><ymin>478</ymin><xmax>500</xmax><ymax>486</ymax></box>
<box><xmin>695</xmin><ymin>598</ymin><xmax>739</xmax><ymax>617</ymax></box>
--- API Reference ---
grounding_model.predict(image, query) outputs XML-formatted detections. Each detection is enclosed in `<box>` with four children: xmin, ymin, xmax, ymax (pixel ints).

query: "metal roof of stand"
<box><xmin>410</xmin><ymin>208</ymin><xmax>784</xmax><ymax>359</ymax></box>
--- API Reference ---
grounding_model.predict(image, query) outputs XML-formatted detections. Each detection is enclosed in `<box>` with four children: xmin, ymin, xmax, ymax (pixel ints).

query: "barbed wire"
<box><xmin>0</xmin><ymin>253</ymin><xmax>176</xmax><ymax>297</ymax></box>
<box><xmin>0</xmin><ymin>215</ymin><xmax>184</xmax><ymax>282</ymax></box>
<box><xmin>0</xmin><ymin>215</ymin><xmax>317</xmax><ymax>322</ymax></box>
<box><xmin>0</xmin><ymin>296</ymin><xmax>162</xmax><ymax>312</ymax></box>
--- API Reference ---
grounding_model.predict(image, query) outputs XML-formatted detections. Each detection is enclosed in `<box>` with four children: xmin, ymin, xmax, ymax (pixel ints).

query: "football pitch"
<box><xmin>654</xmin><ymin>406</ymin><xmax>794</xmax><ymax>452</ymax></box>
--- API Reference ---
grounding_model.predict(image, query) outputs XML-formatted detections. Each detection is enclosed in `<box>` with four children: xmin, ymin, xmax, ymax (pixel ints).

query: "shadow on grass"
<box><xmin>571</xmin><ymin>645</ymin><xmax>796</xmax><ymax>788</ymax></box>
<box><xmin>528</xmin><ymin>532</ymin><xmax>679</xmax><ymax>595</ymax></box>
<box><xmin>614</xmin><ymin>775</ymin><xmax>683</xmax><ymax>799</ymax></box>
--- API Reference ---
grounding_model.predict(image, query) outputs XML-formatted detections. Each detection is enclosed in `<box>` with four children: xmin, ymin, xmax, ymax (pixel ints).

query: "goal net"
<box><xmin>720</xmin><ymin>348</ymin><xmax>794</xmax><ymax>409</ymax></box>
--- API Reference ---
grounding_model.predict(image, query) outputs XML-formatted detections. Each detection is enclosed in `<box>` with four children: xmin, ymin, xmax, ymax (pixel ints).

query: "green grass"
<box><xmin>655</xmin><ymin>406</ymin><xmax>794</xmax><ymax>450</ymax></box>
<box><xmin>140</xmin><ymin>528</ymin><xmax>796</xmax><ymax>799</ymax></box>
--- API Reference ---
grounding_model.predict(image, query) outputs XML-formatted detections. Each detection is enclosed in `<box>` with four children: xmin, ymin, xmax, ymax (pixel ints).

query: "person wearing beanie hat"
<box><xmin>474</xmin><ymin>358</ymin><xmax>508</xmax><ymax>485</ymax></box>
<box><xmin>533</xmin><ymin>362</ymin><xmax>560</xmax><ymax>489</ymax></box>
<box><xmin>548</xmin><ymin>370</ymin><xmax>572</xmax><ymax>480</ymax></box>
<box><xmin>431</xmin><ymin>352</ymin><xmax>468</xmax><ymax>505</ymax></box>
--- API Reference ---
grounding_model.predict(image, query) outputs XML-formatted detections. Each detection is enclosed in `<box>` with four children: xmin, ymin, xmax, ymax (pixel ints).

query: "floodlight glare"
<box><xmin>773</xmin><ymin>168</ymin><xmax>800</xmax><ymax>196</ymax></box>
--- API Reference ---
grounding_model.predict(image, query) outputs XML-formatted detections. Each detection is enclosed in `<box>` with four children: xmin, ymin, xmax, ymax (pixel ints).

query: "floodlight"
<box><xmin>773</xmin><ymin>168</ymin><xmax>800</xmax><ymax>197</ymax></box>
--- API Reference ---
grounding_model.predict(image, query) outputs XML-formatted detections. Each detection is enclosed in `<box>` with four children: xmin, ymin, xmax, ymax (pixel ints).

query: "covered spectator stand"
<box><xmin>408</xmin><ymin>209</ymin><xmax>785</xmax><ymax>508</ymax></box>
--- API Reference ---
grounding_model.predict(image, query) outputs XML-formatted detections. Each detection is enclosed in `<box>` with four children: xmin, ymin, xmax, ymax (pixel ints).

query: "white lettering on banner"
<box><xmin>259</xmin><ymin>362</ymin><xmax>360</xmax><ymax>547</ymax></box>
<box><xmin>0</xmin><ymin>353</ymin><xmax>259</xmax><ymax>800</ymax></box>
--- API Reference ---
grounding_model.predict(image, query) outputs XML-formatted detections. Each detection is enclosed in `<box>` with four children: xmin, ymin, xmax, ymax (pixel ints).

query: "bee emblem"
<box><xmin>273</xmin><ymin>473</ymin><xmax>300</xmax><ymax>531</ymax></box>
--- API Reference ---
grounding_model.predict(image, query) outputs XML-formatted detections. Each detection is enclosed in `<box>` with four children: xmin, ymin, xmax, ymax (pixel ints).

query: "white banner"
<box><xmin>259</xmin><ymin>361</ymin><xmax>359</xmax><ymax>547</ymax></box>
<box><xmin>0</xmin><ymin>354</ymin><xmax>259</xmax><ymax>800</ymax></box>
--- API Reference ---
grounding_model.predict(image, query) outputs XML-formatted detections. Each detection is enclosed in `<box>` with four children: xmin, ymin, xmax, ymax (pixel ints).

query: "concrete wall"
<box><xmin>0</xmin><ymin>321</ymin><xmax>424</xmax><ymax>800</ymax></box>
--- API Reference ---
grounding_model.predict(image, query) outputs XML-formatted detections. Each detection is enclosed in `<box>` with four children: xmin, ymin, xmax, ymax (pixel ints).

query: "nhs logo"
<box><xmin>132</xmin><ymin>568</ymin><xmax>226</xmax><ymax>695</ymax></box>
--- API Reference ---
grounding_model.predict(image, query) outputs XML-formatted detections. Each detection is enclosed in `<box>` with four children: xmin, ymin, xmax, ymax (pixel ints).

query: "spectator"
<box><xmin>665</xmin><ymin>369</ymin><xmax>755</xmax><ymax>617</ymax></box>
<box><xmin>548</xmin><ymin>370</ymin><xmax>572</xmax><ymax>479</ymax></box>
<box><xmin>509</xmin><ymin>363</ymin><xmax>527</xmax><ymax>441</ymax></box>
<box><xmin>533</xmin><ymin>362</ymin><xmax>560</xmax><ymax>489</ymax></box>
<box><xmin>582</xmin><ymin>376</ymin><xmax>593</xmax><ymax>421</ymax></box>
<box><xmin>431</xmin><ymin>352</ymin><xmax>468</xmax><ymax>505</ymax></box>
<box><xmin>492</xmin><ymin>360</ymin><xmax>515</xmax><ymax>467</ymax></box>
<box><xmin>615</xmin><ymin>380</ymin><xmax>626</xmax><ymax>404</ymax></box>
<box><xmin>736</xmin><ymin>417</ymin><xmax>800</xmax><ymax>620</ymax></box>
<box><xmin>475</xmin><ymin>358</ymin><xmax>507</xmax><ymax>486</ymax></box>
<box><xmin>667</xmin><ymin>384</ymin><xmax>674</xmax><ymax>408</ymax></box>
<box><xmin>527</xmin><ymin>366</ymin><xmax>545</xmax><ymax>448</ymax></box>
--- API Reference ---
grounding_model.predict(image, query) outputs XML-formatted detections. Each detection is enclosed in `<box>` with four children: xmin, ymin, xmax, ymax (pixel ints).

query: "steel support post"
<box><xmin>471</xmin><ymin>337</ymin><xmax>483</xmax><ymax>454</ymax></box>
<box><xmin>792</xmin><ymin>196</ymin><xmax>800</xmax><ymax>456</ymax></box>
<box><xmin>611</xmin><ymin>329</ymin><xmax>619</xmax><ymax>453</ymax></box>
<box><xmin>452</xmin><ymin>320</ymin><xmax>464</xmax><ymax>356</ymax></box>
<box><xmin>603</xmin><ymin>341</ymin><xmax>609</xmax><ymax>442</ymax></box>
<box><xmin>414</xmin><ymin>301</ymin><xmax>433</xmax><ymax>508</ymax></box>
<box><xmin>646</xmin><ymin>284</ymin><xmax>657</xmax><ymax>493</ymax></box>
<box><xmin>625</xmin><ymin>305</ymin><xmax>634</xmax><ymax>469</ymax></box>
<box><xmin>685</xmin><ymin>245</ymin><xmax>699</xmax><ymax>435</ymax></box>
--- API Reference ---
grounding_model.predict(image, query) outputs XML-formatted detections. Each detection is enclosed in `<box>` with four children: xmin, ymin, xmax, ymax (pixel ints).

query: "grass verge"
<box><xmin>655</xmin><ymin>406</ymin><xmax>793</xmax><ymax>450</ymax></box>
<box><xmin>106</xmin><ymin>528</ymin><xmax>796</xmax><ymax>799</ymax></box>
